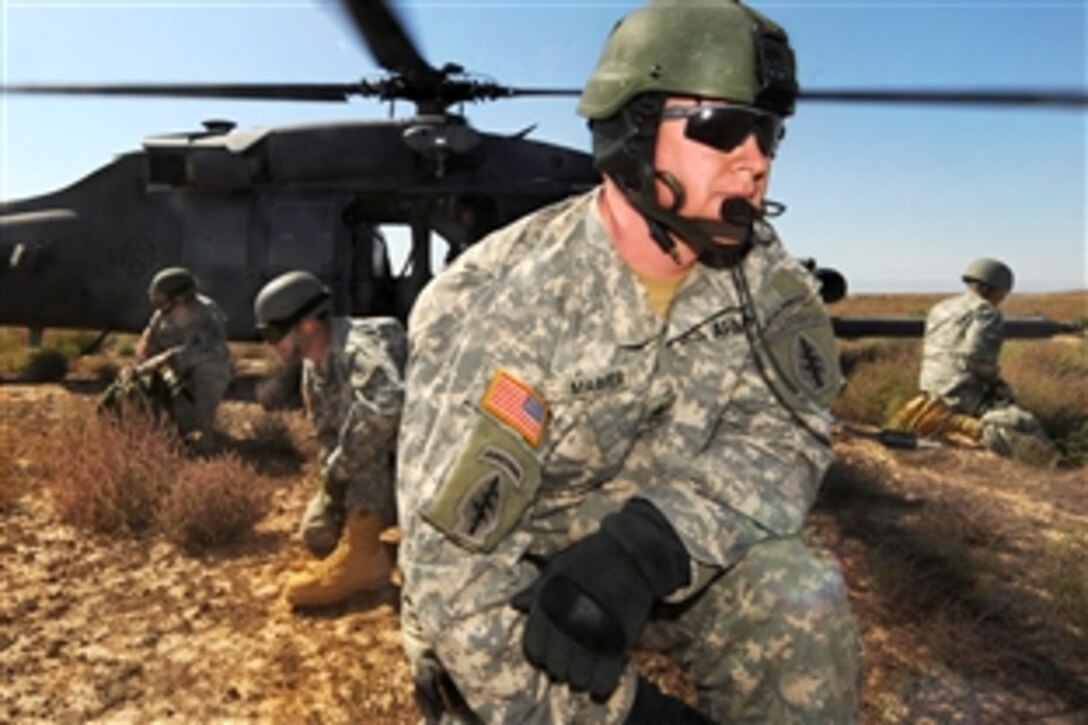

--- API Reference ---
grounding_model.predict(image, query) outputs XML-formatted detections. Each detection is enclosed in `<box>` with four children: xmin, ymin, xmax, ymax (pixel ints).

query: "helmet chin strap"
<box><xmin>619</xmin><ymin>170</ymin><xmax>762</xmax><ymax>270</ymax></box>
<box><xmin>593</xmin><ymin>93</ymin><xmax>783</xmax><ymax>270</ymax></box>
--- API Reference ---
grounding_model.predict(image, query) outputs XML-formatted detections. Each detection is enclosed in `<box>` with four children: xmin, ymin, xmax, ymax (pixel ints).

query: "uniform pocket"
<box><xmin>540</xmin><ymin>389</ymin><xmax>647</xmax><ymax>495</ymax></box>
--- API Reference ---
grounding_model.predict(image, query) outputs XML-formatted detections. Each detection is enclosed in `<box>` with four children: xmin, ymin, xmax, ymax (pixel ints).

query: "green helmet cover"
<box><xmin>962</xmin><ymin>258</ymin><xmax>1014</xmax><ymax>292</ymax></box>
<box><xmin>254</xmin><ymin>271</ymin><xmax>332</xmax><ymax>331</ymax></box>
<box><xmin>578</xmin><ymin>0</ymin><xmax>798</xmax><ymax>120</ymax></box>
<box><xmin>148</xmin><ymin>266</ymin><xmax>197</xmax><ymax>301</ymax></box>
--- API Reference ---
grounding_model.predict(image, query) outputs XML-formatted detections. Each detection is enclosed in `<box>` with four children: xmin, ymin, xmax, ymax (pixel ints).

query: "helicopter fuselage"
<box><xmin>0</xmin><ymin>116</ymin><xmax>599</xmax><ymax>339</ymax></box>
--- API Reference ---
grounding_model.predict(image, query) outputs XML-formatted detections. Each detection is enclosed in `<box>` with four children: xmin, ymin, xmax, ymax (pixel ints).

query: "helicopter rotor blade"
<box><xmin>0</xmin><ymin>82</ymin><xmax>360</xmax><ymax>103</ymax></box>
<box><xmin>798</xmin><ymin>88</ymin><xmax>1088</xmax><ymax>108</ymax></box>
<box><xmin>474</xmin><ymin>85</ymin><xmax>582</xmax><ymax>101</ymax></box>
<box><xmin>341</xmin><ymin>0</ymin><xmax>439</xmax><ymax>83</ymax></box>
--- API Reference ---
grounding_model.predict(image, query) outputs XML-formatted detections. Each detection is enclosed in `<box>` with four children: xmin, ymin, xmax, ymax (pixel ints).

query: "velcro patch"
<box><xmin>423</xmin><ymin>414</ymin><xmax>541</xmax><ymax>553</ymax></box>
<box><xmin>760</xmin><ymin>269</ymin><xmax>844</xmax><ymax>410</ymax></box>
<box><xmin>482</xmin><ymin>369</ymin><xmax>549</xmax><ymax>448</ymax></box>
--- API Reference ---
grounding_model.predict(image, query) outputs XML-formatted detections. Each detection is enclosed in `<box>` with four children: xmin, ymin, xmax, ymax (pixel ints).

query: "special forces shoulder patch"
<box><xmin>758</xmin><ymin>269</ymin><xmax>845</xmax><ymax>412</ymax></box>
<box><xmin>792</xmin><ymin>331</ymin><xmax>833</xmax><ymax>399</ymax></box>
<box><xmin>422</xmin><ymin>370</ymin><xmax>548</xmax><ymax>552</ymax></box>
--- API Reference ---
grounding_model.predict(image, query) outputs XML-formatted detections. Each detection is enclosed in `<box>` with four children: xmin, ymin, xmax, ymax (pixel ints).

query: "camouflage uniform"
<box><xmin>140</xmin><ymin>292</ymin><xmax>232</xmax><ymax>440</ymax></box>
<box><xmin>398</xmin><ymin>191</ymin><xmax>860</xmax><ymax>723</ymax></box>
<box><xmin>913</xmin><ymin>292</ymin><xmax>1048</xmax><ymax>453</ymax></box>
<box><xmin>299</xmin><ymin>316</ymin><xmax>406</xmax><ymax>550</ymax></box>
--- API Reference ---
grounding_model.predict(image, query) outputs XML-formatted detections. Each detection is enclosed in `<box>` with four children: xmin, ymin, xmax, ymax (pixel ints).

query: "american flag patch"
<box><xmin>482</xmin><ymin>370</ymin><xmax>549</xmax><ymax>448</ymax></box>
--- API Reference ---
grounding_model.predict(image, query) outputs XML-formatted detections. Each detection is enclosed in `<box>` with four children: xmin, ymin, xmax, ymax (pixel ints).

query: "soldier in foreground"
<box><xmin>127</xmin><ymin>266</ymin><xmax>232</xmax><ymax>452</ymax></box>
<box><xmin>396</xmin><ymin>1</ymin><xmax>860</xmax><ymax>721</ymax></box>
<box><xmin>890</xmin><ymin>257</ymin><xmax>1055</xmax><ymax>458</ymax></box>
<box><xmin>254</xmin><ymin>271</ymin><xmax>406</xmax><ymax>609</ymax></box>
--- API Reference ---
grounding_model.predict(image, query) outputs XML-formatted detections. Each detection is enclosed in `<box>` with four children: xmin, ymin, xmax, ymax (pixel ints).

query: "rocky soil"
<box><xmin>2</xmin><ymin>380</ymin><xmax>1085</xmax><ymax>723</ymax></box>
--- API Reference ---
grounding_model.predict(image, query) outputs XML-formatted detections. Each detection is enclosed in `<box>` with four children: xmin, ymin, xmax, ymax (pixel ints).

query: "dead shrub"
<box><xmin>1059</xmin><ymin>421</ymin><xmax>1088</xmax><ymax>467</ymax></box>
<box><xmin>250</xmin><ymin>413</ymin><xmax>298</xmax><ymax>455</ymax></box>
<box><xmin>159</xmin><ymin>453</ymin><xmax>270</xmax><ymax>553</ymax></box>
<box><xmin>20</xmin><ymin>348</ymin><xmax>68</xmax><ymax>382</ymax></box>
<box><xmin>46</xmin><ymin>412</ymin><xmax>184</xmax><ymax>534</ymax></box>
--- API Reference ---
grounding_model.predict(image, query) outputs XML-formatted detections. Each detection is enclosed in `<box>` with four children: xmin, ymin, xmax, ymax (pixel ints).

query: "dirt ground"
<box><xmin>2</xmin><ymin>377</ymin><xmax>1086</xmax><ymax>723</ymax></box>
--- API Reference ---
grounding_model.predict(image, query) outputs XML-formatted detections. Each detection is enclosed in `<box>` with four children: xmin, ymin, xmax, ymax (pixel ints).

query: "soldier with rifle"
<box><xmin>103</xmin><ymin>266</ymin><xmax>232</xmax><ymax>453</ymax></box>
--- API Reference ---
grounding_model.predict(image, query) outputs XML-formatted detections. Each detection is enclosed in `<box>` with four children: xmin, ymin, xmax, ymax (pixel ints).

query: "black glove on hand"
<box><xmin>511</xmin><ymin>498</ymin><xmax>690</xmax><ymax>701</ymax></box>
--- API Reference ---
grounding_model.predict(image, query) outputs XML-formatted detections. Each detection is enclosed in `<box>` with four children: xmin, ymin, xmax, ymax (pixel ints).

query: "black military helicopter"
<box><xmin>1</xmin><ymin>0</ymin><xmax>1084</xmax><ymax>344</ymax></box>
<box><xmin>0</xmin><ymin>0</ymin><xmax>600</xmax><ymax>342</ymax></box>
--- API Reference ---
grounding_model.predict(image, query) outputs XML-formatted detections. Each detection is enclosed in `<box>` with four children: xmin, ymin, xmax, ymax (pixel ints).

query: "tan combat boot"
<box><xmin>285</xmin><ymin>508</ymin><xmax>392</xmax><ymax>608</ymax></box>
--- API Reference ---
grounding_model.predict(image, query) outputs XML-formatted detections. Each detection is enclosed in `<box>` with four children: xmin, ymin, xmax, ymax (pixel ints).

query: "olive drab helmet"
<box><xmin>148</xmin><ymin>267</ymin><xmax>197</xmax><ymax>302</ymax></box>
<box><xmin>962</xmin><ymin>258</ymin><xmax>1014</xmax><ymax>293</ymax></box>
<box><xmin>578</xmin><ymin>0</ymin><xmax>797</xmax><ymax>121</ymax></box>
<box><xmin>578</xmin><ymin>0</ymin><xmax>798</xmax><ymax>269</ymax></box>
<box><xmin>253</xmin><ymin>271</ymin><xmax>332</xmax><ymax>343</ymax></box>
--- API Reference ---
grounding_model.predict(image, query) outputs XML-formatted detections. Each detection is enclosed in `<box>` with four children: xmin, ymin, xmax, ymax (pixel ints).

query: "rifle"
<box><xmin>834</xmin><ymin>421</ymin><xmax>942</xmax><ymax>450</ymax></box>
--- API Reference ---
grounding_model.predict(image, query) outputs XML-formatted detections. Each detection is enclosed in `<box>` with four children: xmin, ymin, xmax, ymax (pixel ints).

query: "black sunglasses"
<box><xmin>661</xmin><ymin>103</ymin><xmax>785</xmax><ymax>158</ymax></box>
<box><xmin>258</xmin><ymin>321</ymin><xmax>292</xmax><ymax>345</ymax></box>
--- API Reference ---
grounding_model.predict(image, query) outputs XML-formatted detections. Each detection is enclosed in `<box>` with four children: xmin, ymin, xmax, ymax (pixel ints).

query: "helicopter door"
<box><xmin>349</xmin><ymin>222</ymin><xmax>394</xmax><ymax>319</ymax></box>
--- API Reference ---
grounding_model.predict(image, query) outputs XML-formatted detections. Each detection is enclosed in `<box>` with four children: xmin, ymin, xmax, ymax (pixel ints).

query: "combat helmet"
<box><xmin>962</xmin><ymin>258</ymin><xmax>1014</xmax><ymax>293</ymax></box>
<box><xmin>148</xmin><ymin>267</ymin><xmax>197</xmax><ymax>303</ymax></box>
<box><xmin>254</xmin><ymin>271</ymin><xmax>332</xmax><ymax>343</ymax></box>
<box><xmin>578</xmin><ymin>0</ymin><xmax>798</xmax><ymax>269</ymax></box>
<box><xmin>578</xmin><ymin>0</ymin><xmax>797</xmax><ymax>121</ymax></box>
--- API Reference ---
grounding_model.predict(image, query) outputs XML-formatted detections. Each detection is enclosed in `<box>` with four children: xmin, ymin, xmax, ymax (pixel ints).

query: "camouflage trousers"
<box><xmin>401</xmin><ymin>535</ymin><xmax>860</xmax><ymax>724</ymax></box>
<box><xmin>300</xmin><ymin>460</ymin><xmax>397</xmax><ymax>558</ymax></box>
<box><xmin>170</xmin><ymin>364</ymin><xmax>231</xmax><ymax>442</ymax></box>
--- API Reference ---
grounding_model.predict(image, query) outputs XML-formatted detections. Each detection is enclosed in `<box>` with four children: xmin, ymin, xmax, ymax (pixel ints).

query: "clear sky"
<box><xmin>1</xmin><ymin>0</ymin><xmax>1085</xmax><ymax>293</ymax></box>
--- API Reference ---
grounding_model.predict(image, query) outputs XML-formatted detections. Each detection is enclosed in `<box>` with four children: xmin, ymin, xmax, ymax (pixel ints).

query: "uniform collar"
<box><xmin>582</xmin><ymin>190</ymin><xmax>666</xmax><ymax>348</ymax></box>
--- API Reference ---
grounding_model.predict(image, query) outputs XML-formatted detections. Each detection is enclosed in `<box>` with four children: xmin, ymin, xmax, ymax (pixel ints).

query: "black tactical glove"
<box><xmin>625</xmin><ymin>677</ymin><xmax>713</xmax><ymax>724</ymax></box>
<box><xmin>511</xmin><ymin>498</ymin><xmax>690</xmax><ymax>701</ymax></box>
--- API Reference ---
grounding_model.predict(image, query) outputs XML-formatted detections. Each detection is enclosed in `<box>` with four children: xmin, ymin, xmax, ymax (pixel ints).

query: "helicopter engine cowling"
<box><xmin>144</xmin><ymin>133</ymin><xmax>253</xmax><ymax>193</ymax></box>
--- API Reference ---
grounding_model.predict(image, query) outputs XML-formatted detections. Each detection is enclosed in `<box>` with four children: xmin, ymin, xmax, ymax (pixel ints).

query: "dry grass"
<box><xmin>39</xmin><ymin>405</ymin><xmax>272</xmax><ymax>551</ymax></box>
<box><xmin>815</xmin><ymin>445</ymin><xmax>1088</xmax><ymax>720</ymax></box>
<box><xmin>0</xmin><ymin>328</ymin><xmax>139</xmax><ymax>379</ymax></box>
<box><xmin>1043</xmin><ymin>536</ymin><xmax>1088</xmax><ymax>632</ymax></box>
<box><xmin>830</xmin><ymin>291</ymin><xmax>1088</xmax><ymax>467</ymax></box>
<box><xmin>833</xmin><ymin>339</ymin><xmax>920</xmax><ymax>425</ymax></box>
<box><xmin>830</xmin><ymin>290</ymin><xmax>1087</xmax><ymax>322</ymax></box>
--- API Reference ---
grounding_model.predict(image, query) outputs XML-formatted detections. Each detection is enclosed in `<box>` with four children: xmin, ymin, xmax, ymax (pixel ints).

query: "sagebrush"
<box><xmin>42</xmin><ymin>407</ymin><xmax>270</xmax><ymax>550</ymax></box>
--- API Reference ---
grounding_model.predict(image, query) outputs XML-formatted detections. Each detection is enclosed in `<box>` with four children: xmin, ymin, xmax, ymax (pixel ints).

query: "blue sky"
<box><xmin>1</xmin><ymin>0</ymin><xmax>1085</xmax><ymax>293</ymax></box>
